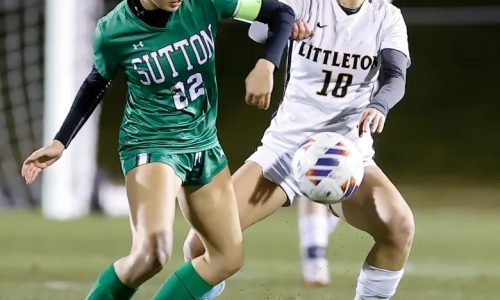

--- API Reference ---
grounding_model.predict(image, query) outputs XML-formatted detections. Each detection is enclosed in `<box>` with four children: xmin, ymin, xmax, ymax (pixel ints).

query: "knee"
<box><xmin>223</xmin><ymin>247</ymin><xmax>244</xmax><ymax>275</ymax></box>
<box><xmin>211</xmin><ymin>245</ymin><xmax>244</xmax><ymax>281</ymax></box>
<box><xmin>382</xmin><ymin>199</ymin><xmax>415</xmax><ymax>250</ymax></box>
<box><xmin>393</xmin><ymin>209</ymin><xmax>415</xmax><ymax>250</ymax></box>
<box><xmin>183</xmin><ymin>231</ymin><xmax>205</xmax><ymax>260</ymax></box>
<box><xmin>135</xmin><ymin>231</ymin><xmax>173</xmax><ymax>274</ymax></box>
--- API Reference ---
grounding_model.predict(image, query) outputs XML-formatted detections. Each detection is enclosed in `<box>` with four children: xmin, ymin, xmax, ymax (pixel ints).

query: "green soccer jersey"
<box><xmin>93</xmin><ymin>0</ymin><xmax>262</xmax><ymax>159</ymax></box>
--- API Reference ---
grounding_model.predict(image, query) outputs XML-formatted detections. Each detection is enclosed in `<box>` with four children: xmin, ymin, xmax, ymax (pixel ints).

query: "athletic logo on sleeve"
<box><xmin>316</xmin><ymin>22</ymin><xmax>328</xmax><ymax>28</ymax></box>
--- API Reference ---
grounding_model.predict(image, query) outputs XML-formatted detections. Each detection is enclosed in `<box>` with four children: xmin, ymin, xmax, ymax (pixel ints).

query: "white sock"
<box><xmin>355</xmin><ymin>263</ymin><xmax>404</xmax><ymax>300</ymax></box>
<box><xmin>302</xmin><ymin>257</ymin><xmax>330</xmax><ymax>283</ymax></box>
<box><xmin>299</xmin><ymin>213</ymin><xmax>329</xmax><ymax>250</ymax></box>
<box><xmin>299</xmin><ymin>213</ymin><xmax>330</xmax><ymax>282</ymax></box>
<box><xmin>328</xmin><ymin>213</ymin><xmax>340</xmax><ymax>235</ymax></box>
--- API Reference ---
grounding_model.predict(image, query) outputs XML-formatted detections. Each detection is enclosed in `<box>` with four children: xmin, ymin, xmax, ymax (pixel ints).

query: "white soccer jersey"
<box><xmin>248</xmin><ymin>0</ymin><xmax>409</xmax><ymax>202</ymax></box>
<box><xmin>261</xmin><ymin>0</ymin><xmax>409</xmax><ymax>152</ymax></box>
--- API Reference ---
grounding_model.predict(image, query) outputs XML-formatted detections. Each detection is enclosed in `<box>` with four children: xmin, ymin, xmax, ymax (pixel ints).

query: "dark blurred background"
<box><xmin>95</xmin><ymin>2</ymin><xmax>500</xmax><ymax>184</ymax></box>
<box><xmin>1</xmin><ymin>0</ymin><xmax>500</xmax><ymax>206</ymax></box>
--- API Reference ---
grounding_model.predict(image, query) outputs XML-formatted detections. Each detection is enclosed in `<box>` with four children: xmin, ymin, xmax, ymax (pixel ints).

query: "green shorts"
<box><xmin>120</xmin><ymin>145</ymin><xmax>228</xmax><ymax>186</ymax></box>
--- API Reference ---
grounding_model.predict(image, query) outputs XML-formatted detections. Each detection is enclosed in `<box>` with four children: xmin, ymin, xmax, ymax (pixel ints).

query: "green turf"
<box><xmin>0</xmin><ymin>185</ymin><xmax>499</xmax><ymax>299</ymax></box>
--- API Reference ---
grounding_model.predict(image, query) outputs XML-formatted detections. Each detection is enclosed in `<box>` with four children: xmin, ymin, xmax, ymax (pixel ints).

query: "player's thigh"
<box><xmin>182</xmin><ymin>161</ymin><xmax>288</xmax><ymax>258</ymax></box>
<box><xmin>335</xmin><ymin>166</ymin><xmax>413</xmax><ymax>240</ymax></box>
<box><xmin>180</xmin><ymin>166</ymin><xmax>241</xmax><ymax>256</ymax></box>
<box><xmin>125</xmin><ymin>162</ymin><xmax>181</xmax><ymax>244</ymax></box>
<box><xmin>233</xmin><ymin>161</ymin><xmax>289</xmax><ymax>229</ymax></box>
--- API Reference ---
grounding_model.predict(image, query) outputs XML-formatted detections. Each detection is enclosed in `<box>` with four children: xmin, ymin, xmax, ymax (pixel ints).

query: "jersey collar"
<box><xmin>333</xmin><ymin>0</ymin><xmax>367</xmax><ymax>21</ymax></box>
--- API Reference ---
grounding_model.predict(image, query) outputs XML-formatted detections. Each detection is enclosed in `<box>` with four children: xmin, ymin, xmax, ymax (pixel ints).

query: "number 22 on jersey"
<box><xmin>172</xmin><ymin>72</ymin><xmax>205</xmax><ymax>110</ymax></box>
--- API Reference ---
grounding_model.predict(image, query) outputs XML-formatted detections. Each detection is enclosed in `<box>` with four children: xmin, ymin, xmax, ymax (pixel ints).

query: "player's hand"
<box><xmin>21</xmin><ymin>140</ymin><xmax>65</xmax><ymax>184</ymax></box>
<box><xmin>245</xmin><ymin>58</ymin><xmax>274</xmax><ymax>110</ymax></box>
<box><xmin>358</xmin><ymin>107</ymin><xmax>386</xmax><ymax>137</ymax></box>
<box><xmin>291</xmin><ymin>20</ymin><xmax>314</xmax><ymax>40</ymax></box>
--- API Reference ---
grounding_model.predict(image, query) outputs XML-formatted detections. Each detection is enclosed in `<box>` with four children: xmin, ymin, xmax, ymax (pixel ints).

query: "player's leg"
<box><xmin>298</xmin><ymin>197</ymin><xmax>339</xmax><ymax>287</ymax></box>
<box><xmin>86</xmin><ymin>162</ymin><xmax>181</xmax><ymax>300</ymax></box>
<box><xmin>183</xmin><ymin>160</ymin><xmax>289</xmax><ymax>259</ymax></box>
<box><xmin>332</xmin><ymin>165</ymin><xmax>414</xmax><ymax>299</ymax></box>
<box><xmin>152</xmin><ymin>166</ymin><xmax>243</xmax><ymax>299</ymax></box>
<box><xmin>182</xmin><ymin>160</ymin><xmax>289</xmax><ymax>299</ymax></box>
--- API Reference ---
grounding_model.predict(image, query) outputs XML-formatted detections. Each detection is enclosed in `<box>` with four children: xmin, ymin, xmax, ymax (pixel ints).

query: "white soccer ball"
<box><xmin>291</xmin><ymin>132</ymin><xmax>364</xmax><ymax>204</ymax></box>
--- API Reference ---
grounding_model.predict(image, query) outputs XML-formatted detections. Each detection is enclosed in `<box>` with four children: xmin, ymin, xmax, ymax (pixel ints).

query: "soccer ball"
<box><xmin>291</xmin><ymin>132</ymin><xmax>364</xmax><ymax>204</ymax></box>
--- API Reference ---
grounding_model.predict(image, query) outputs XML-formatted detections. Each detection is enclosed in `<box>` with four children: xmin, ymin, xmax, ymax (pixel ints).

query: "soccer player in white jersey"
<box><xmin>297</xmin><ymin>0</ymin><xmax>396</xmax><ymax>288</ymax></box>
<box><xmin>185</xmin><ymin>0</ymin><xmax>414</xmax><ymax>299</ymax></box>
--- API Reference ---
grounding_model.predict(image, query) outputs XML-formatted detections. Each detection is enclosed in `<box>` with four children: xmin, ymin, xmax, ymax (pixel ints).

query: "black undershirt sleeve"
<box><xmin>254</xmin><ymin>0</ymin><xmax>295</xmax><ymax>68</ymax></box>
<box><xmin>367</xmin><ymin>49</ymin><xmax>409</xmax><ymax>116</ymax></box>
<box><xmin>54</xmin><ymin>67</ymin><xmax>111</xmax><ymax>148</ymax></box>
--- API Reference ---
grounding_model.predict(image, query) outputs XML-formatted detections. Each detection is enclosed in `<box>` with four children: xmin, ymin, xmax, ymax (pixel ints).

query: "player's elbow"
<box><xmin>281</xmin><ymin>3</ymin><xmax>296</xmax><ymax>22</ymax></box>
<box><xmin>262</xmin><ymin>1</ymin><xmax>295</xmax><ymax>27</ymax></box>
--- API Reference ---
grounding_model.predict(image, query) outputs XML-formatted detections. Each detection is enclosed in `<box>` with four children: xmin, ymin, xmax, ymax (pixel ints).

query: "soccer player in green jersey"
<box><xmin>21</xmin><ymin>0</ymin><xmax>295</xmax><ymax>299</ymax></box>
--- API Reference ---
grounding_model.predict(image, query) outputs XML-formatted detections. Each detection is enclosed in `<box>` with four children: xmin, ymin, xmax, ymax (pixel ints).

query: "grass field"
<box><xmin>0</xmin><ymin>184</ymin><xmax>499</xmax><ymax>300</ymax></box>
